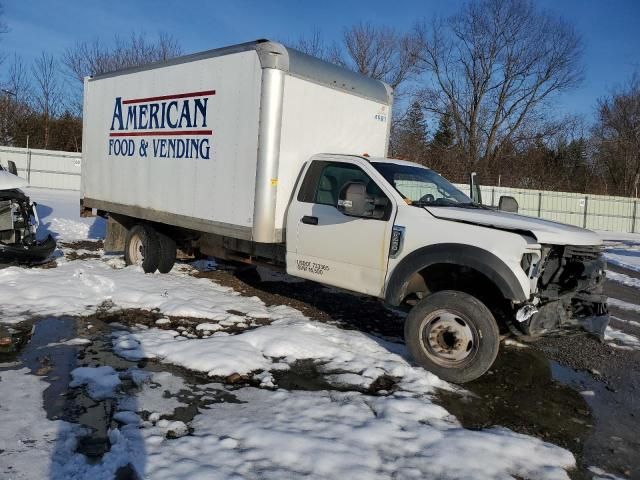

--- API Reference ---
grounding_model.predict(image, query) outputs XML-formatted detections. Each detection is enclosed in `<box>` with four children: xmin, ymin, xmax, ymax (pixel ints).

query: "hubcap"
<box><xmin>420</xmin><ymin>310</ymin><xmax>477</xmax><ymax>366</ymax></box>
<box><xmin>128</xmin><ymin>234</ymin><xmax>145</xmax><ymax>265</ymax></box>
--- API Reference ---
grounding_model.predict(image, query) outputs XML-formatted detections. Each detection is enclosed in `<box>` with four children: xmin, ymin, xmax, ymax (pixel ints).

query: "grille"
<box><xmin>564</xmin><ymin>245</ymin><xmax>602</xmax><ymax>260</ymax></box>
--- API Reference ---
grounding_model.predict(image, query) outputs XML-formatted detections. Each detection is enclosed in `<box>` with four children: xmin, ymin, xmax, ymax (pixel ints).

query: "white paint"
<box><xmin>426</xmin><ymin>205</ymin><xmax>602</xmax><ymax>246</ymax></box>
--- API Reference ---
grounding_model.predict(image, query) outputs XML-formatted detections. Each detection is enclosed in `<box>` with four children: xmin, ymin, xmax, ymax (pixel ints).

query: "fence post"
<box><xmin>537</xmin><ymin>192</ymin><xmax>542</xmax><ymax>217</ymax></box>
<box><xmin>632</xmin><ymin>200</ymin><xmax>638</xmax><ymax>234</ymax></box>
<box><xmin>583</xmin><ymin>196</ymin><xmax>589</xmax><ymax>228</ymax></box>
<box><xmin>26</xmin><ymin>137</ymin><xmax>32</xmax><ymax>184</ymax></box>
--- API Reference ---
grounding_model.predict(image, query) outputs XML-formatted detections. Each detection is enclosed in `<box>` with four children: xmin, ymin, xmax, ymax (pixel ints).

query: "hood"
<box><xmin>0</xmin><ymin>169</ymin><xmax>27</xmax><ymax>190</ymax></box>
<box><xmin>426</xmin><ymin>206</ymin><xmax>601</xmax><ymax>246</ymax></box>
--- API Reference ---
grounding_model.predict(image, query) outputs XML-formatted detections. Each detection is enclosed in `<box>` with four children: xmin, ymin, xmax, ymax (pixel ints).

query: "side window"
<box><xmin>297</xmin><ymin>161</ymin><xmax>391</xmax><ymax>219</ymax></box>
<box><xmin>315</xmin><ymin>164</ymin><xmax>370</xmax><ymax>206</ymax></box>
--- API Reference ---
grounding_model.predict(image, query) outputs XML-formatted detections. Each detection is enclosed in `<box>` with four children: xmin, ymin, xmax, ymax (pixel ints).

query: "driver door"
<box><xmin>286</xmin><ymin>159</ymin><xmax>395</xmax><ymax>296</ymax></box>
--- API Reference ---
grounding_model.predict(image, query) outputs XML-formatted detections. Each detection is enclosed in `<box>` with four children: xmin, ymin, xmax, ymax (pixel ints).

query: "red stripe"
<box><xmin>109</xmin><ymin>130</ymin><xmax>213</xmax><ymax>137</ymax></box>
<box><xmin>122</xmin><ymin>90</ymin><xmax>216</xmax><ymax>105</ymax></box>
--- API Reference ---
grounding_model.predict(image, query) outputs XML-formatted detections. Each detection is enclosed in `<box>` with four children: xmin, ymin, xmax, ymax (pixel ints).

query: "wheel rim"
<box><xmin>419</xmin><ymin>309</ymin><xmax>478</xmax><ymax>367</ymax></box>
<box><xmin>128</xmin><ymin>234</ymin><xmax>145</xmax><ymax>265</ymax></box>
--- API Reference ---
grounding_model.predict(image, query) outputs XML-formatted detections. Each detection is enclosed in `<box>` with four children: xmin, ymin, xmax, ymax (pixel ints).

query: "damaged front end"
<box><xmin>512</xmin><ymin>244</ymin><xmax>609</xmax><ymax>340</ymax></box>
<box><xmin>0</xmin><ymin>188</ymin><xmax>56</xmax><ymax>264</ymax></box>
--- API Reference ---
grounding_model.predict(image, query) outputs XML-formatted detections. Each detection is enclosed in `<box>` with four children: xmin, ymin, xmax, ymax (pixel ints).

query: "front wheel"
<box><xmin>404</xmin><ymin>290</ymin><xmax>499</xmax><ymax>383</ymax></box>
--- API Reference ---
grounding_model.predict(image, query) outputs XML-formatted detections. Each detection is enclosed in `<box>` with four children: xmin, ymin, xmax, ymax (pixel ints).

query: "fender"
<box><xmin>384</xmin><ymin>243</ymin><xmax>528</xmax><ymax>306</ymax></box>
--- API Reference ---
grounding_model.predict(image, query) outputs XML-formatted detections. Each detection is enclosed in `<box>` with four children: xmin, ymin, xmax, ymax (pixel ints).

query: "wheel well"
<box><xmin>403</xmin><ymin>263</ymin><xmax>513</xmax><ymax>333</ymax></box>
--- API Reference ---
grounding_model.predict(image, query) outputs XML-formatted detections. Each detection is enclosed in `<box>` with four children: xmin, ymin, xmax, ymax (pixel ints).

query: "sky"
<box><xmin>2</xmin><ymin>0</ymin><xmax>639</xmax><ymax>122</ymax></box>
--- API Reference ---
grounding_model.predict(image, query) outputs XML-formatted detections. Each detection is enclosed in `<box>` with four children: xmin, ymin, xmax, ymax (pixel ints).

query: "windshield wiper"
<box><xmin>410</xmin><ymin>199</ymin><xmax>487</xmax><ymax>209</ymax></box>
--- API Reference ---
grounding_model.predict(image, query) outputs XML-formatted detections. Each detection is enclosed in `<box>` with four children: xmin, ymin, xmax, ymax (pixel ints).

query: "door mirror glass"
<box><xmin>499</xmin><ymin>195</ymin><xmax>519</xmax><ymax>213</ymax></box>
<box><xmin>7</xmin><ymin>161</ymin><xmax>18</xmax><ymax>176</ymax></box>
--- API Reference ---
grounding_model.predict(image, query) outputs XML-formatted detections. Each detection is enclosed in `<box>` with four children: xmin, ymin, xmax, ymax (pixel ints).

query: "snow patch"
<box><xmin>605</xmin><ymin>326</ymin><xmax>640</xmax><ymax>350</ymax></box>
<box><xmin>70</xmin><ymin>366</ymin><xmax>121</xmax><ymax>400</ymax></box>
<box><xmin>0</xmin><ymin>258</ymin><xmax>269</xmax><ymax>324</ymax></box>
<box><xmin>137</xmin><ymin>387</ymin><xmax>575</xmax><ymax>480</ymax></box>
<box><xmin>606</xmin><ymin>270</ymin><xmax>640</xmax><ymax>289</ymax></box>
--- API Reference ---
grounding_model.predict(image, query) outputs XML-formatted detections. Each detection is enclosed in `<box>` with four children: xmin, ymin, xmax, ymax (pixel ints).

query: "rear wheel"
<box><xmin>404</xmin><ymin>290</ymin><xmax>499</xmax><ymax>383</ymax></box>
<box><xmin>157</xmin><ymin>232</ymin><xmax>177</xmax><ymax>274</ymax></box>
<box><xmin>124</xmin><ymin>224</ymin><xmax>160</xmax><ymax>273</ymax></box>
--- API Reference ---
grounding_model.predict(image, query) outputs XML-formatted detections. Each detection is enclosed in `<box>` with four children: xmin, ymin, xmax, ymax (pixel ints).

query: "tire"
<box><xmin>157</xmin><ymin>232</ymin><xmax>177</xmax><ymax>274</ymax></box>
<box><xmin>404</xmin><ymin>290</ymin><xmax>500</xmax><ymax>384</ymax></box>
<box><xmin>124</xmin><ymin>224</ymin><xmax>160</xmax><ymax>273</ymax></box>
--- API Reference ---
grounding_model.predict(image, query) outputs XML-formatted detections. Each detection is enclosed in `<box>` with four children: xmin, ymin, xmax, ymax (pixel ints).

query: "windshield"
<box><xmin>372</xmin><ymin>162</ymin><xmax>473</xmax><ymax>207</ymax></box>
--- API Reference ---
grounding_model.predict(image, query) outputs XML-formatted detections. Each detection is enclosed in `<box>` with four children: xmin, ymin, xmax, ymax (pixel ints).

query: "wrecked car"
<box><xmin>0</xmin><ymin>164</ymin><xmax>56</xmax><ymax>263</ymax></box>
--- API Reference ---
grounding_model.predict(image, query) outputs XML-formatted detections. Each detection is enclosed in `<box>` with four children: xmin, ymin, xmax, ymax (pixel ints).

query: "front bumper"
<box><xmin>0</xmin><ymin>234</ymin><xmax>57</xmax><ymax>264</ymax></box>
<box><xmin>513</xmin><ymin>243</ymin><xmax>610</xmax><ymax>340</ymax></box>
<box><xmin>515</xmin><ymin>294</ymin><xmax>609</xmax><ymax>340</ymax></box>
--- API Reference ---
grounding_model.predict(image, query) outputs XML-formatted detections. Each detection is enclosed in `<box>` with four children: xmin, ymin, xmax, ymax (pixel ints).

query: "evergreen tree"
<box><xmin>395</xmin><ymin>100</ymin><xmax>428</xmax><ymax>161</ymax></box>
<box><xmin>432</xmin><ymin>112</ymin><xmax>455</xmax><ymax>148</ymax></box>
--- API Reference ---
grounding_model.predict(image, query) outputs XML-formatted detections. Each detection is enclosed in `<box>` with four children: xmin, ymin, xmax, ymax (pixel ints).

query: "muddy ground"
<box><xmin>2</xmin><ymin>247</ymin><xmax>639</xmax><ymax>479</ymax></box>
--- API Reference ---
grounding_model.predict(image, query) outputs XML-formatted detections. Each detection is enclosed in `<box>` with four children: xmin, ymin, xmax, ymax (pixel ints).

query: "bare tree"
<box><xmin>337</xmin><ymin>22</ymin><xmax>421</xmax><ymax>92</ymax></box>
<box><xmin>592</xmin><ymin>75</ymin><xmax>640</xmax><ymax>197</ymax></box>
<box><xmin>0</xmin><ymin>55</ymin><xmax>31</xmax><ymax>145</ymax></box>
<box><xmin>292</xmin><ymin>28</ymin><xmax>340</xmax><ymax>62</ymax></box>
<box><xmin>63</xmin><ymin>32</ymin><xmax>183</xmax><ymax>84</ymax></box>
<box><xmin>62</xmin><ymin>32</ymin><xmax>182</xmax><ymax>115</ymax></box>
<box><xmin>5</xmin><ymin>54</ymin><xmax>31</xmax><ymax>101</ymax></box>
<box><xmin>32</xmin><ymin>52</ymin><xmax>62</xmax><ymax>148</ymax></box>
<box><xmin>416</xmin><ymin>0</ymin><xmax>583</xmax><ymax>165</ymax></box>
<box><xmin>293</xmin><ymin>22</ymin><xmax>421</xmax><ymax>96</ymax></box>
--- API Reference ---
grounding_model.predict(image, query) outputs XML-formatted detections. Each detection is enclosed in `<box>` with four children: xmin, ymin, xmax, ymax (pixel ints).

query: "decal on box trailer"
<box><xmin>107</xmin><ymin>90</ymin><xmax>215</xmax><ymax>160</ymax></box>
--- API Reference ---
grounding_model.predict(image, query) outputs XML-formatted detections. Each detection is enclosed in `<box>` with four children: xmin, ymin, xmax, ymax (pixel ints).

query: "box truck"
<box><xmin>81</xmin><ymin>40</ymin><xmax>608</xmax><ymax>383</ymax></box>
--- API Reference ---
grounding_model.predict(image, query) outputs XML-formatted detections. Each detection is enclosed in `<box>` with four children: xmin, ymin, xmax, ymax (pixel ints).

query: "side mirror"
<box><xmin>499</xmin><ymin>195</ymin><xmax>519</xmax><ymax>213</ymax></box>
<box><xmin>7</xmin><ymin>161</ymin><xmax>18</xmax><ymax>176</ymax></box>
<box><xmin>338</xmin><ymin>182</ymin><xmax>374</xmax><ymax>217</ymax></box>
<box><xmin>469</xmin><ymin>172</ymin><xmax>482</xmax><ymax>204</ymax></box>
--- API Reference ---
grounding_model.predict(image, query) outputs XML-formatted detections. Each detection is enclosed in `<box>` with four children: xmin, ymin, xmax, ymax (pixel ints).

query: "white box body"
<box><xmin>82</xmin><ymin>40</ymin><xmax>392</xmax><ymax>242</ymax></box>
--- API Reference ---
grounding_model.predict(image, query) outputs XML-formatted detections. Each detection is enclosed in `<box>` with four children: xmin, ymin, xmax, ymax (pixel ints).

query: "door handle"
<box><xmin>301</xmin><ymin>215</ymin><xmax>318</xmax><ymax>225</ymax></box>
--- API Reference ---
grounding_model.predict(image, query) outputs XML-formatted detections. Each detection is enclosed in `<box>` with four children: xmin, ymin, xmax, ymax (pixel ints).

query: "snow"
<box><xmin>610</xmin><ymin>315</ymin><xmax>640</xmax><ymax>329</ymax></box>
<box><xmin>608</xmin><ymin>297</ymin><xmax>640</xmax><ymax>314</ymax></box>
<box><xmin>26</xmin><ymin>187</ymin><xmax>105</xmax><ymax>242</ymax></box>
<box><xmin>118</xmin><ymin>370</ymin><xmax>188</xmax><ymax>418</ymax></box>
<box><xmin>135</xmin><ymin>387</ymin><xmax>574</xmax><ymax>480</ymax></box>
<box><xmin>0</xmin><ymin>258</ymin><xmax>269</xmax><ymax>324</ymax></box>
<box><xmin>45</xmin><ymin>337</ymin><xmax>93</xmax><ymax>347</ymax></box>
<box><xmin>588</xmin><ymin>465</ymin><xmax>628</xmax><ymax>480</ymax></box>
<box><xmin>69</xmin><ymin>366</ymin><xmax>121</xmax><ymax>400</ymax></box>
<box><xmin>113</xmin><ymin>411</ymin><xmax>142</xmax><ymax>425</ymax></box>
<box><xmin>605</xmin><ymin>326</ymin><xmax>640</xmax><ymax>350</ymax></box>
<box><xmin>606</xmin><ymin>270</ymin><xmax>640</xmax><ymax>289</ymax></box>
<box><xmin>603</xmin><ymin>244</ymin><xmax>640</xmax><ymax>272</ymax></box>
<box><xmin>112</xmin><ymin>314</ymin><xmax>442</xmax><ymax>394</ymax></box>
<box><xmin>0</xmin><ymin>368</ymin><xmax>64</xmax><ymax>480</ymax></box>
